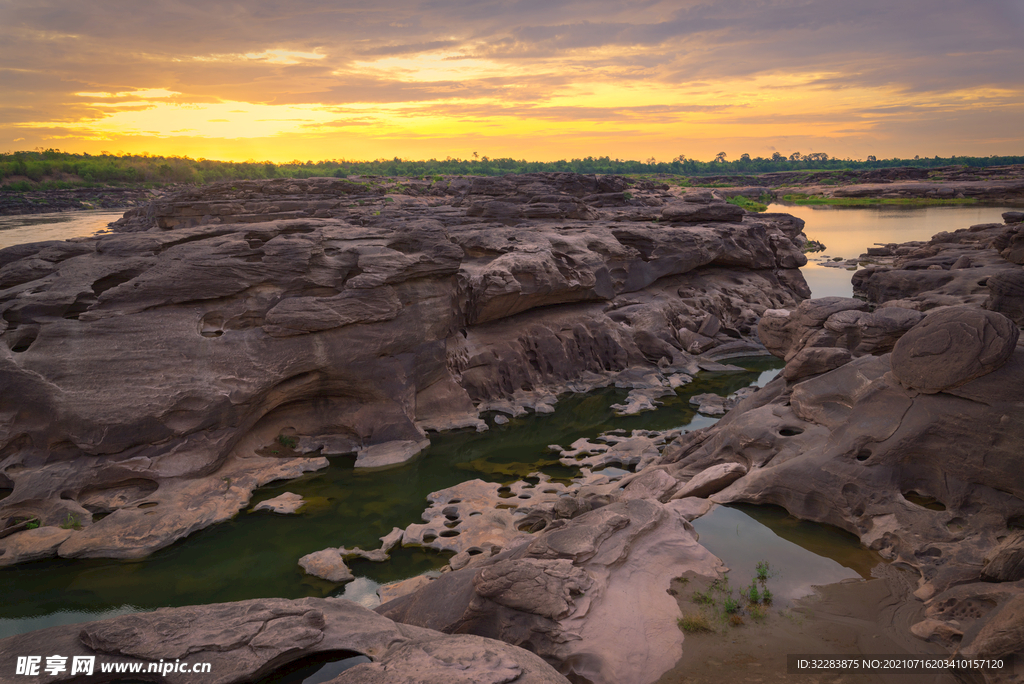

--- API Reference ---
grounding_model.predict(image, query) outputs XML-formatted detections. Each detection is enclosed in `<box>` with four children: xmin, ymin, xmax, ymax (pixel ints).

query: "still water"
<box><xmin>0</xmin><ymin>210</ymin><xmax>123</xmax><ymax>250</ymax></box>
<box><xmin>772</xmin><ymin>203</ymin><xmax>1020</xmax><ymax>298</ymax></box>
<box><xmin>692</xmin><ymin>504</ymin><xmax>884</xmax><ymax>607</ymax></box>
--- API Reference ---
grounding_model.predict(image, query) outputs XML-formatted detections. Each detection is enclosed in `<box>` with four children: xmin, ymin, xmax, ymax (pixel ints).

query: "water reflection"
<box><xmin>0</xmin><ymin>210</ymin><xmax>124</xmax><ymax>249</ymax></box>
<box><xmin>691</xmin><ymin>504</ymin><xmax>884</xmax><ymax>606</ymax></box>
<box><xmin>770</xmin><ymin>203</ymin><xmax>1020</xmax><ymax>298</ymax></box>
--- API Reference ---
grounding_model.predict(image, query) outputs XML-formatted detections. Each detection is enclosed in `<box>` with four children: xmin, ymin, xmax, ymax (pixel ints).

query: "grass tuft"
<box><xmin>678</xmin><ymin>613</ymin><xmax>715</xmax><ymax>633</ymax></box>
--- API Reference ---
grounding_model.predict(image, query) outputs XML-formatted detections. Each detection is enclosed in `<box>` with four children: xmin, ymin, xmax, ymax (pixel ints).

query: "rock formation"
<box><xmin>371</xmin><ymin>213</ymin><xmax>1024</xmax><ymax>681</ymax></box>
<box><xmin>0</xmin><ymin>597</ymin><xmax>569</xmax><ymax>683</ymax></box>
<box><xmin>0</xmin><ymin>173</ymin><xmax>809</xmax><ymax>565</ymax></box>
<box><xmin>853</xmin><ymin>210</ymin><xmax>1024</xmax><ymax>322</ymax></box>
<box><xmin>632</xmin><ymin>298</ymin><xmax>1024</xmax><ymax>669</ymax></box>
<box><xmin>379</xmin><ymin>497</ymin><xmax>721</xmax><ymax>684</ymax></box>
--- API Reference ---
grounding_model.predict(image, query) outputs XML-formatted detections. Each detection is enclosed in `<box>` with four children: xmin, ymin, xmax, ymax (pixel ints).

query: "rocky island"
<box><xmin>1</xmin><ymin>174</ymin><xmax>1022</xmax><ymax>683</ymax></box>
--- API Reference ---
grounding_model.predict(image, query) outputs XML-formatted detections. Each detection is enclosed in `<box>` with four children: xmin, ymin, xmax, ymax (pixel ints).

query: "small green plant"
<box><xmin>691</xmin><ymin>589</ymin><xmax>715</xmax><ymax>606</ymax></box>
<box><xmin>59</xmin><ymin>513</ymin><xmax>82</xmax><ymax>530</ymax></box>
<box><xmin>761</xmin><ymin>587</ymin><xmax>773</xmax><ymax>604</ymax></box>
<box><xmin>276</xmin><ymin>434</ymin><xmax>298</xmax><ymax>449</ymax></box>
<box><xmin>755</xmin><ymin>560</ymin><xmax>772</xmax><ymax>582</ymax></box>
<box><xmin>723</xmin><ymin>596</ymin><xmax>741</xmax><ymax>614</ymax></box>
<box><xmin>622</xmin><ymin>191</ymin><xmax>633</xmax><ymax>200</ymax></box>
<box><xmin>678</xmin><ymin>613</ymin><xmax>714</xmax><ymax>633</ymax></box>
<box><xmin>749</xmin><ymin>604</ymin><xmax>769</xmax><ymax>622</ymax></box>
<box><xmin>25</xmin><ymin>519</ymin><xmax>40</xmax><ymax>529</ymax></box>
<box><xmin>746</xmin><ymin>580</ymin><xmax>761</xmax><ymax>604</ymax></box>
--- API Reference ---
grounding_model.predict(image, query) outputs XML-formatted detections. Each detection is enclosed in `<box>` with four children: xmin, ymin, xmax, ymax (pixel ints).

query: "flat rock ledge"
<box><xmin>0</xmin><ymin>597</ymin><xmax>569</xmax><ymax>684</ymax></box>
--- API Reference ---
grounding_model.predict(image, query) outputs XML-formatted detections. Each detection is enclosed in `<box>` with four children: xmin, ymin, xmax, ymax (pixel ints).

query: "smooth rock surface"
<box><xmin>299</xmin><ymin>548</ymin><xmax>355</xmax><ymax>583</ymax></box>
<box><xmin>890</xmin><ymin>306</ymin><xmax>1019</xmax><ymax>393</ymax></box>
<box><xmin>252</xmin><ymin>491</ymin><xmax>304</xmax><ymax>514</ymax></box>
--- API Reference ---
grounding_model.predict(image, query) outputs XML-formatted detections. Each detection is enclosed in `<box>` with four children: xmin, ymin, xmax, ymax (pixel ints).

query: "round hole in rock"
<box><xmin>856</xmin><ymin>449</ymin><xmax>871</xmax><ymax>462</ymax></box>
<box><xmin>468</xmin><ymin>511</ymin><xmax>482</xmax><ymax>516</ymax></box>
<box><xmin>253</xmin><ymin>650</ymin><xmax>371</xmax><ymax>684</ymax></box>
<box><xmin>448</xmin><ymin>498</ymin><xmax>462</xmax><ymax>504</ymax></box>
<box><xmin>443</xmin><ymin>521</ymin><xmax>459</xmax><ymax>529</ymax></box>
<box><xmin>467</xmin><ymin>549</ymin><xmax>483</xmax><ymax>556</ymax></box>
<box><xmin>439</xmin><ymin>530</ymin><xmax>460</xmax><ymax>538</ymax></box>
<box><xmin>517</xmin><ymin>494</ymin><xmax>531</xmax><ymax>499</ymax></box>
<box><xmin>91</xmin><ymin>511</ymin><xmax>110</xmax><ymax>522</ymax></box>
<box><xmin>0</xmin><ymin>488</ymin><xmax>12</xmax><ymax>502</ymax></box>
<box><xmin>496</xmin><ymin>504</ymin><xmax>518</xmax><ymax>510</ymax></box>
<box><xmin>778</xmin><ymin>427</ymin><xmax>804</xmax><ymax>437</ymax></box>
<box><xmin>200</xmin><ymin>330</ymin><xmax>224</xmax><ymax>338</ymax></box>
<box><xmin>137</xmin><ymin>502</ymin><xmax>159</xmax><ymax>509</ymax></box>
<box><xmin>1007</xmin><ymin>515</ymin><xmax>1024</xmax><ymax>530</ymax></box>
<box><xmin>422</xmin><ymin>534</ymin><xmax>437</xmax><ymax>543</ymax></box>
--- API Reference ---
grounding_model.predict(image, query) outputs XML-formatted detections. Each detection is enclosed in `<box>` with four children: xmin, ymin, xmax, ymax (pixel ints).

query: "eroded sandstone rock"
<box><xmin>889</xmin><ymin>306</ymin><xmax>1019</xmax><ymax>393</ymax></box>
<box><xmin>648</xmin><ymin>304</ymin><xmax>1024</xmax><ymax>665</ymax></box>
<box><xmin>378</xmin><ymin>498</ymin><xmax>724</xmax><ymax>684</ymax></box>
<box><xmin>0</xmin><ymin>173</ymin><xmax>809</xmax><ymax>564</ymax></box>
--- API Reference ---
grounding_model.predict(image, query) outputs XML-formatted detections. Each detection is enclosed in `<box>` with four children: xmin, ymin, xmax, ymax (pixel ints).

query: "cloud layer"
<box><xmin>1</xmin><ymin>0</ymin><xmax>1022</xmax><ymax>161</ymax></box>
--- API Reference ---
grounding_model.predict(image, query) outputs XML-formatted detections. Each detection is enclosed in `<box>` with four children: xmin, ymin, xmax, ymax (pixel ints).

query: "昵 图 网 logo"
<box><xmin>15</xmin><ymin>655</ymin><xmax>212</xmax><ymax>676</ymax></box>
<box><xmin>16</xmin><ymin>656</ymin><xmax>95</xmax><ymax>676</ymax></box>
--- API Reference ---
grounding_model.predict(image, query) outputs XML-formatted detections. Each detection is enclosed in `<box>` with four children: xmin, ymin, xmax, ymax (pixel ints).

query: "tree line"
<box><xmin>2</xmin><ymin>149</ymin><xmax>1022</xmax><ymax>190</ymax></box>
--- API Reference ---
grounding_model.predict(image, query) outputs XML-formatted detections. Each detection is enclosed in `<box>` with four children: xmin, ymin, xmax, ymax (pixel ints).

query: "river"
<box><xmin>0</xmin><ymin>202</ymin><xmax>1010</xmax><ymax>640</ymax></box>
<box><xmin>777</xmin><ymin>202</ymin><xmax>1019</xmax><ymax>297</ymax></box>
<box><xmin>0</xmin><ymin>210</ymin><xmax>123</xmax><ymax>250</ymax></box>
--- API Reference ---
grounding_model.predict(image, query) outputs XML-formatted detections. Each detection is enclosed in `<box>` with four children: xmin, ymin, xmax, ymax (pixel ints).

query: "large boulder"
<box><xmin>890</xmin><ymin>306</ymin><xmax>1019</xmax><ymax>393</ymax></box>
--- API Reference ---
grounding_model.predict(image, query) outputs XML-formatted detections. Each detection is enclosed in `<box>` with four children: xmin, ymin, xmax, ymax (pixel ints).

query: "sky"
<box><xmin>1</xmin><ymin>0</ymin><xmax>1022</xmax><ymax>163</ymax></box>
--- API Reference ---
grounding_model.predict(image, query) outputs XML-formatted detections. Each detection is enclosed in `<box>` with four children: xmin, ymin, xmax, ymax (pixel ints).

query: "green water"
<box><xmin>0</xmin><ymin>358</ymin><xmax>782</xmax><ymax>637</ymax></box>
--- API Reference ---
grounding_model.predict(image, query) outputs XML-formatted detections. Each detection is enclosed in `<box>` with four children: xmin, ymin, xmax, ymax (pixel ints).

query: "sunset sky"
<box><xmin>2</xmin><ymin>0</ymin><xmax>1022</xmax><ymax>163</ymax></box>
